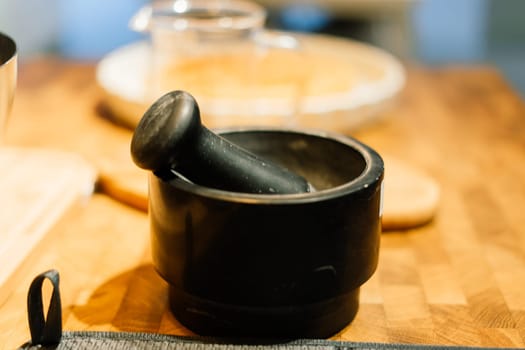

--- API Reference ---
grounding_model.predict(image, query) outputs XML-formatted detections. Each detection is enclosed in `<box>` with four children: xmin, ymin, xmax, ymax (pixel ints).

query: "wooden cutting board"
<box><xmin>0</xmin><ymin>147</ymin><xmax>97</xmax><ymax>303</ymax></box>
<box><xmin>5</xmin><ymin>58</ymin><xmax>525</xmax><ymax>349</ymax></box>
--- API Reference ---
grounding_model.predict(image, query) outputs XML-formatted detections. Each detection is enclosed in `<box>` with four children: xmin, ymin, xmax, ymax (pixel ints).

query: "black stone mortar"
<box><xmin>147</xmin><ymin>128</ymin><xmax>384</xmax><ymax>338</ymax></box>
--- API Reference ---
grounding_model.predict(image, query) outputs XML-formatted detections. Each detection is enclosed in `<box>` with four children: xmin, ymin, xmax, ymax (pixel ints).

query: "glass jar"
<box><xmin>130</xmin><ymin>0</ymin><xmax>302</xmax><ymax>127</ymax></box>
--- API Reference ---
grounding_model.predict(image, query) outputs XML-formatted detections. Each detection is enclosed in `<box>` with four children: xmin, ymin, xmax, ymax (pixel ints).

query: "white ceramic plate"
<box><xmin>96</xmin><ymin>31</ymin><xmax>405</xmax><ymax>131</ymax></box>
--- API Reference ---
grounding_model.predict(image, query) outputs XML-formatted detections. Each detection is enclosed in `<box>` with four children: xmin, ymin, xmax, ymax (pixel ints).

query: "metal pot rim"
<box><xmin>0</xmin><ymin>32</ymin><xmax>17</xmax><ymax>67</ymax></box>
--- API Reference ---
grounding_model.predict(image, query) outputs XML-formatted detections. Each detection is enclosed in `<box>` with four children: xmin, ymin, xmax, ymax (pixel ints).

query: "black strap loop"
<box><xmin>27</xmin><ymin>269</ymin><xmax>62</xmax><ymax>346</ymax></box>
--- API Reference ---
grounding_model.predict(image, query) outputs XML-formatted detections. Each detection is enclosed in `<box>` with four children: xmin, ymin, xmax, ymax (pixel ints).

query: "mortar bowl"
<box><xmin>148</xmin><ymin>128</ymin><xmax>384</xmax><ymax>338</ymax></box>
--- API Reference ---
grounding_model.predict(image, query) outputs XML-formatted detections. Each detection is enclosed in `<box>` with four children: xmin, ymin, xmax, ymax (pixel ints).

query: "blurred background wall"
<box><xmin>0</xmin><ymin>0</ymin><xmax>524</xmax><ymax>96</ymax></box>
<box><xmin>0</xmin><ymin>0</ymin><xmax>147</xmax><ymax>60</ymax></box>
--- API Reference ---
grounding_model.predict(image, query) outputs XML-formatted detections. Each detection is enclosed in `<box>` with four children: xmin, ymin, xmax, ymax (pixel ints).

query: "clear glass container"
<box><xmin>130</xmin><ymin>0</ymin><xmax>302</xmax><ymax>127</ymax></box>
<box><xmin>132</xmin><ymin>0</ymin><xmax>265</xmax><ymax>61</ymax></box>
<box><xmin>124</xmin><ymin>0</ymin><xmax>406</xmax><ymax>130</ymax></box>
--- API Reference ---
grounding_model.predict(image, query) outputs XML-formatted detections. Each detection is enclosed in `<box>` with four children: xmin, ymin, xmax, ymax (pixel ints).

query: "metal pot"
<box><xmin>0</xmin><ymin>32</ymin><xmax>17</xmax><ymax>144</ymax></box>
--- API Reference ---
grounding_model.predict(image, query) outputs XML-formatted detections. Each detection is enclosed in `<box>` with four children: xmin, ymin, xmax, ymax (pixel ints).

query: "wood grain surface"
<box><xmin>0</xmin><ymin>148</ymin><xmax>96</xmax><ymax>305</ymax></box>
<box><xmin>1</xmin><ymin>58</ymin><xmax>525</xmax><ymax>349</ymax></box>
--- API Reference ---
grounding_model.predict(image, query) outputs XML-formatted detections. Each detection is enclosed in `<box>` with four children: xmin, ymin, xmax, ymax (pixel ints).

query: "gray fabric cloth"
<box><xmin>18</xmin><ymin>331</ymin><xmax>515</xmax><ymax>350</ymax></box>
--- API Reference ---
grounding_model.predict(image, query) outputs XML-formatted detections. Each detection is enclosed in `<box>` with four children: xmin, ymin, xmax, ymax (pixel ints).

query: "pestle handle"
<box><xmin>131</xmin><ymin>91</ymin><xmax>310</xmax><ymax>194</ymax></box>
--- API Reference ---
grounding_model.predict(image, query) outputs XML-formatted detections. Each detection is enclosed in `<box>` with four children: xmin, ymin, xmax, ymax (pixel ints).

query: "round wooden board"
<box><xmin>97</xmin><ymin>150</ymin><xmax>440</xmax><ymax>231</ymax></box>
<box><xmin>381</xmin><ymin>156</ymin><xmax>440</xmax><ymax>230</ymax></box>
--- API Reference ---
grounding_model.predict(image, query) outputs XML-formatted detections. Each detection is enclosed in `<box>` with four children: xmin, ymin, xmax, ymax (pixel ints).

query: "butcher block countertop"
<box><xmin>1</xmin><ymin>57</ymin><xmax>525</xmax><ymax>348</ymax></box>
